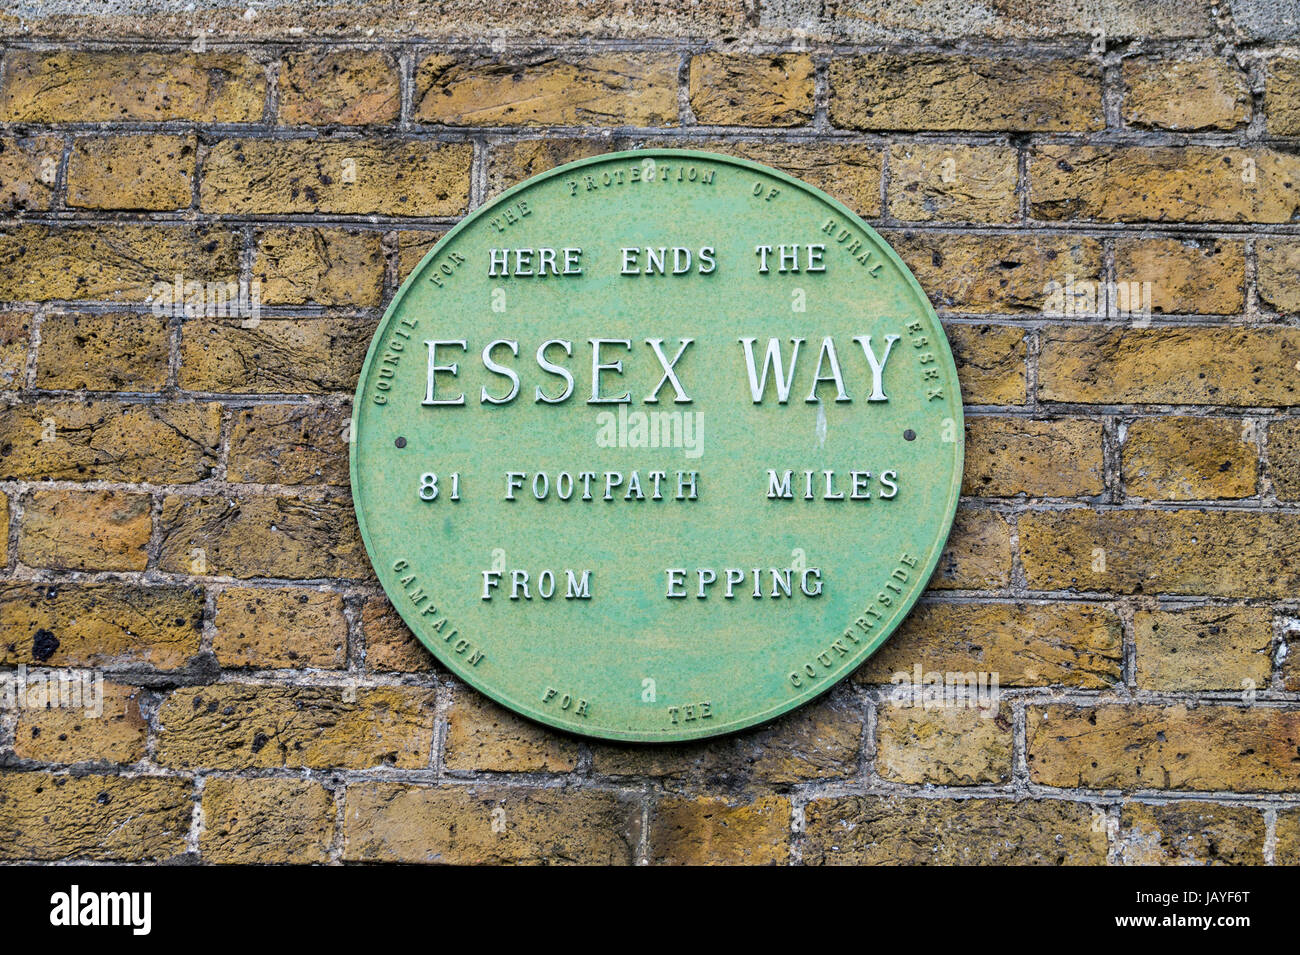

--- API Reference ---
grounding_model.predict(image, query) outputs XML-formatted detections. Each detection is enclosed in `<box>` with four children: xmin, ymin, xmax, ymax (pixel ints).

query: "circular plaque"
<box><xmin>351</xmin><ymin>150</ymin><xmax>963</xmax><ymax>742</ymax></box>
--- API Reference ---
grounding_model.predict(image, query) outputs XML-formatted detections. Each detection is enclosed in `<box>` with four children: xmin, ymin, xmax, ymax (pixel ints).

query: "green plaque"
<box><xmin>351</xmin><ymin>150</ymin><xmax>963</xmax><ymax>742</ymax></box>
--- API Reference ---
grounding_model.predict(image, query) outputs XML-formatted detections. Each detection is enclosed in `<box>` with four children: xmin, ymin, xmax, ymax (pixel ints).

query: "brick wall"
<box><xmin>1</xmin><ymin>0</ymin><xmax>1298</xmax><ymax>865</ymax></box>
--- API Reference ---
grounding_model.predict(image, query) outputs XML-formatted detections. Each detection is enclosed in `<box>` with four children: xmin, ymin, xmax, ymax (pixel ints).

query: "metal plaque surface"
<box><xmin>351</xmin><ymin>150</ymin><xmax>963</xmax><ymax>742</ymax></box>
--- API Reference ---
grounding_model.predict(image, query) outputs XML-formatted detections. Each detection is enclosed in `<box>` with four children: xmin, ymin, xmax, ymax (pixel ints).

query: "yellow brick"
<box><xmin>0</xmin><ymin>50</ymin><xmax>266</xmax><ymax>122</ymax></box>
<box><xmin>927</xmin><ymin>507</ymin><xmax>1011</xmax><ymax>590</ymax></box>
<box><xmin>279</xmin><ymin>49</ymin><xmax>400</xmax><ymax>126</ymax></box>
<box><xmin>361</xmin><ymin>594</ymin><xmax>434</xmax><ymax>673</ymax></box>
<box><xmin>0</xmin><ymin>134</ymin><xmax>60</xmax><ymax>212</ymax></box>
<box><xmin>1122</xmin><ymin>416</ymin><xmax>1258</xmax><ymax>500</ymax></box>
<box><xmin>856</xmin><ymin>601</ymin><xmax>1122</xmax><ymax>689</ymax></box>
<box><xmin>650</xmin><ymin>794</ymin><xmax>790</xmax><ymax>865</ymax></box>
<box><xmin>1265</xmin><ymin>57</ymin><xmax>1300</xmax><ymax>135</ymax></box>
<box><xmin>945</xmin><ymin>324</ymin><xmax>1027</xmax><ymax>405</ymax></box>
<box><xmin>0</xmin><ymin>312</ymin><xmax>30</xmax><ymax>390</ymax></box>
<box><xmin>1122</xmin><ymin>57</ymin><xmax>1251</xmax><ymax>130</ymax></box>
<box><xmin>393</xmin><ymin>230</ymin><xmax>446</xmax><ymax>281</ymax></box>
<box><xmin>0</xmin><ymin>224</ymin><xmax>240</xmax><ymax>302</ymax></box>
<box><xmin>803</xmin><ymin>796</ymin><xmax>1107</xmax><ymax>864</ymax></box>
<box><xmin>1134</xmin><ymin>606</ymin><xmax>1272</xmax><ymax>692</ymax></box>
<box><xmin>1028</xmin><ymin>704</ymin><xmax>1300</xmax><ymax>791</ymax></box>
<box><xmin>888</xmin><ymin>231</ymin><xmax>1102</xmax><ymax>312</ymax></box>
<box><xmin>201</xmin><ymin>139</ymin><xmax>471</xmax><ymax>216</ymax></box>
<box><xmin>18</xmin><ymin>489</ymin><xmax>151</xmax><ymax>572</ymax></box>
<box><xmin>34</xmin><ymin>314</ymin><xmax>170</xmax><ymax>391</ymax></box>
<box><xmin>1020</xmin><ymin>508</ymin><xmax>1300</xmax><ymax>598</ymax></box>
<box><xmin>486</xmin><ymin>140</ymin><xmax>613</xmax><ymax>198</ymax></box>
<box><xmin>213</xmin><ymin>587</ymin><xmax>347</xmax><ymax>669</ymax></box>
<box><xmin>1113</xmin><ymin>237</ymin><xmax>1244</xmax><ymax>314</ymax></box>
<box><xmin>0</xmin><ymin>400</ymin><xmax>220</xmax><ymax>483</ymax></box>
<box><xmin>254</xmin><ymin>227</ymin><xmax>385</xmax><ymax>306</ymax></box>
<box><xmin>414</xmin><ymin>53</ymin><xmax>679</xmax><ymax>126</ymax></box>
<box><xmin>12</xmin><ymin>680</ymin><xmax>147</xmax><ymax>765</ymax></box>
<box><xmin>0</xmin><ymin>583</ymin><xmax>202</xmax><ymax>668</ymax></box>
<box><xmin>888</xmin><ymin>144</ymin><xmax>1018</xmax><ymax>222</ymax></box>
<box><xmin>1118</xmin><ymin>801</ymin><xmax>1265</xmax><ymax>865</ymax></box>
<box><xmin>831</xmin><ymin>55</ymin><xmax>1102</xmax><ymax>131</ymax></box>
<box><xmin>156</xmin><ymin>685</ymin><xmax>434</xmax><ymax>770</ymax></box>
<box><xmin>0</xmin><ymin>772</ymin><xmax>192</xmax><ymax>861</ymax></box>
<box><xmin>875</xmin><ymin>706</ymin><xmax>1013</xmax><ymax>785</ymax></box>
<box><xmin>1277</xmin><ymin>810</ymin><xmax>1300</xmax><ymax>864</ymax></box>
<box><xmin>201</xmin><ymin>778</ymin><xmax>335</xmax><ymax>863</ymax></box>
<box><xmin>444</xmin><ymin>686</ymin><xmax>581</xmax><ymax>773</ymax></box>
<box><xmin>688</xmin><ymin>53</ymin><xmax>814</xmax><ymax>126</ymax></box>
<box><xmin>157</xmin><ymin>493</ymin><xmax>366</xmax><ymax>580</ymax></box>
<box><xmin>343</xmin><ymin>782</ymin><xmax>640</xmax><ymax>864</ymax></box>
<box><xmin>1269</xmin><ymin>418</ymin><xmax>1300</xmax><ymax>501</ymax></box>
<box><xmin>225</xmin><ymin>403</ymin><xmax>352</xmax><ymax>486</ymax></box>
<box><xmin>179</xmin><ymin>318</ymin><xmax>372</xmax><ymax>394</ymax></box>
<box><xmin>66</xmin><ymin>134</ymin><xmax>196</xmax><ymax>210</ymax></box>
<box><xmin>963</xmin><ymin>416</ymin><xmax>1104</xmax><ymax>497</ymax></box>
<box><xmin>1039</xmin><ymin>326</ymin><xmax>1300</xmax><ymax>406</ymax></box>
<box><xmin>1031</xmin><ymin>146</ymin><xmax>1300</xmax><ymax>222</ymax></box>
<box><xmin>1256</xmin><ymin>237</ymin><xmax>1300</xmax><ymax>314</ymax></box>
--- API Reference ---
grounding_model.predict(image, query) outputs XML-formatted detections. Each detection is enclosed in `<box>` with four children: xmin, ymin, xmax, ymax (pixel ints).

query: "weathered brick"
<box><xmin>414</xmin><ymin>53</ymin><xmax>679</xmax><ymax>126</ymax></box>
<box><xmin>927</xmin><ymin>507</ymin><xmax>1012</xmax><ymax>590</ymax></box>
<box><xmin>1122</xmin><ymin>57</ymin><xmax>1251</xmax><ymax>130</ymax></box>
<box><xmin>1277</xmin><ymin>809</ymin><xmax>1300</xmax><ymax>864</ymax></box>
<box><xmin>201</xmin><ymin>777</ymin><xmax>335</xmax><ymax>864</ymax></box>
<box><xmin>66</xmin><ymin>134</ymin><xmax>196</xmax><ymax>210</ymax></box>
<box><xmin>1122</xmin><ymin>417</ymin><xmax>1258</xmax><ymax>500</ymax></box>
<box><xmin>0</xmin><ymin>224</ymin><xmax>240</xmax><ymax>302</ymax></box>
<box><xmin>180</xmin><ymin>318</ymin><xmax>372</xmax><ymax>394</ymax></box>
<box><xmin>888</xmin><ymin>144</ymin><xmax>1018</xmax><ymax>223</ymax></box>
<box><xmin>946</xmin><ymin>324</ymin><xmax>1027</xmax><ymax>405</ymax></box>
<box><xmin>1113</xmin><ymin>237</ymin><xmax>1245</xmax><ymax>314</ymax></box>
<box><xmin>226</xmin><ymin>403</ymin><xmax>351</xmax><ymax>486</ymax></box>
<box><xmin>0</xmin><ymin>400</ymin><xmax>220</xmax><ymax>483</ymax></box>
<box><xmin>1030</xmin><ymin>146</ymin><xmax>1300</xmax><ymax>222</ymax></box>
<box><xmin>1020</xmin><ymin>508</ymin><xmax>1300</xmax><ymax>597</ymax></box>
<box><xmin>393</xmin><ymin>229</ymin><xmax>446</xmax><ymax>280</ymax></box>
<box><xmin>1269</xmin><ymin>418</ymin><xmax>1300</xmax><ymax>500</ymax></box>
<box><xmin>830</xmin><ymin>55</ymin><xmax>1102</xmax><ymax>131</ymax></box>
<box><xmin>12</xmin><ymin>680</ymin><xmax>147</xmax><ymax>765</ymax></box>
<box><xmin>688</xmin><ymin>53</ymin><xmax>814</xmax><ymax>126</ymax></box>
<box><xmin>591</xmin><ymin>691</ymin><xmax>862</xmax><ymax>784</ymax></box>
<box><xmin>0</xmin><ymin>50</ymin><xmax>266</xmax><ymax>122</ymax></box>
<box><xmin>34</xmin><ymin>314</ymin><xmax>170</xmax><ymax>391</ymax></box>
<box><xmin>1028</xmin><ymin>704</ymin><xmax>1300</xmax><ymax>791</ymax></box>
<box><xmin>201</xmin><ymin>139</ymin><xmax>471</xmax><ymax>216</ymax></box>
<box><xmin>1264</xmin><ymin>57</ymin><xmax>1300</xmax><ymax>135</ymax></box>
<box><xmin>856</xmin><ymin>601</ymin><xmax>1123</xmax><ymax>689</ymax></box>
<box><xmin>875</xmin><ymin>706</ymin><xmax>1013</xmax><ymax>785</ymax></box>
<box><xmin>156</xmin><ymin>684</ymin><xmax>434</xmax><ymax>770</ymax></box>
<box><xmin>157</xmin><ymin>493</ymin><xmax>366</xmax><ymax>580</ymax></box>
<box><xmin>0</xmin><ymin>313</ymin><xmax>30</xmax><ymax>390</ymax></box>
<box><xmin>1039</xmin><ymin>326</ymin><xmax>1300</xmax><ymax>406</ymax></box>
<box><xmin>253</xmin><ymin>227</ymin><xmax>385</xmax><ymax>307</ymax></box>
<box><xmin>212</xmin><ymin>587</ymin><xmax>347</xmax><ymax>669</ymax></box>
<box><xmin>0</xmin><ymin>494</ymin><xmax>6</xmax><ymax>566</ymax></box>
<box><xmin>650</xmin><ymin>794</ymin><xmax>791</xmax><ymax>865</ymax></box>
<box><xmin>1117</xmin><ymin>801</ymin><xmax>1265</xmax><ymax>864</ymax></box>
<box><xmin>1133</xmin><ymin>606</ymin><xmax>1272</xmax><ymax>692</ymax></box>
<box><xmin>343</xmin><ymin>782</ymin><xmax>640</xmax><ymax>864</ymax></box>
<box><xmin>361</xmin><ymin>594</ymin><xmax>433</xmax><ymax>673</ymax></box>
<box><xmin>0</xmin><ymin>134</ymin><xmax>59</xmax><ymax>212</ymax></box>
<box><xmin>279</xmin><ymin>49</ymin><xmax>400</xmax><ymax>126</ymax></box>
<box><xmin>0</xmin><ymin>772</ymin><xmax>192</xmax><ymax>861</ymax></box>
<box><xmin>963</xmin><ymin>416</ymin><xmax>1105</xmax><ymax>497</ymax></box>
<box><xmin>1257</xmin><ymin>236</ymin><xmax>1300</xmax><ymax>314</ymax></box>
<box><xmin>888</xmin><ymin>232</ymin><xmax>1102</xmax><ymax>313</ymax></box>
<box><xmin>486</xmin><ymin>139</ymin><xmax>612</xmax><ymax>198</ymax></box>
<box><xmin>18</xmin><ymin>489</ymin><xmax>151</xmax><ymax>572</ymax></box>
<box><xmin>0</xmin><ymin>583</ymin><xmax>202</xmax><ymax>669</ymax></box>
<box><xmin>444</xmin><ymin>686</ymin><xmax>581</xmax><ymax>773</ymax></box>
<box><xmin>803</xmin><ymin>796</ymin><xmax>1107</xmax><ymax>865</ymax></box>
